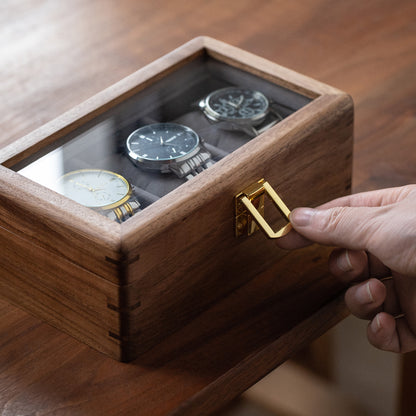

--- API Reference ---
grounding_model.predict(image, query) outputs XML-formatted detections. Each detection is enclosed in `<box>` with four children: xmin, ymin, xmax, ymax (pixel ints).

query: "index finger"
<box><xmin>275</xmin><ymin>185</ymin><xmax>416</xmax><ymax>251</ymax></box>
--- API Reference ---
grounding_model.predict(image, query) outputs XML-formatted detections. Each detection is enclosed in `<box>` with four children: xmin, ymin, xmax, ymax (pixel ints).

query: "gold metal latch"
<box><xmin>234</xmin><ymin>179</ymin><xmax>292</xmax><ymax>239</ymax></box>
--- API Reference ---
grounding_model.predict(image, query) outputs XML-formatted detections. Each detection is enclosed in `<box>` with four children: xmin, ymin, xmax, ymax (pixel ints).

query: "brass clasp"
<box><xmin>234</xmin><ymin>179</ymin><xmax>292</xmax><ymax>239</ymax></box>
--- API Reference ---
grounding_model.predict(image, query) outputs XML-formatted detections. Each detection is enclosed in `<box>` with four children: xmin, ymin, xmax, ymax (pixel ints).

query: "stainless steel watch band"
<box><xmin>250</xmin><ymin>107</ymin><xmax>283</xmax><ymax>136</ymax></box>
<box><xmin>170</xmin><ymin>149</ymin><xmax>214</xmax><ymax>181</ymax></box>
<box><xmin>106</xmin><ymin>199</ymin><xmax>141</xmax><ymax>223</ymax></box>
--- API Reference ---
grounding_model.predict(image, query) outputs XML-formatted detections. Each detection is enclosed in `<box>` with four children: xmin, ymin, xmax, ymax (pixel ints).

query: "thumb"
<box><xmin>289</xmin><ymin>206</ymin><xmax>382</xmax><ymax>251</ymax></box>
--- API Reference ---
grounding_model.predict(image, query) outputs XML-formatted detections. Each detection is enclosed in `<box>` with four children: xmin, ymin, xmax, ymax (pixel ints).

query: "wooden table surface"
<box><xmin>1</xmin><ymin>1</ymin><xmax>415</xmax><ymax>415</ymax></box>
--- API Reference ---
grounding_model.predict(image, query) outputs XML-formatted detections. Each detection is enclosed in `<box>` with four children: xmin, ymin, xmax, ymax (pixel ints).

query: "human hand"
<box><xmin>277</xmin><ymin>185</ymin><xmax>416</xmax><ymax>353</ymax></box>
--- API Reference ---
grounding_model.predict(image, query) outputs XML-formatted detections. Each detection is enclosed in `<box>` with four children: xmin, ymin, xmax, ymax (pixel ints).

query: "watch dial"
<box><xmin>126</xmin><ymin>123</ymin><xmax>200</xmax><ymax>162</ymax></box>
<box><xmin>206</xmin><ymin>87</ymin><xmax>269</xmax><ymax>121</ymax></box>
<box><xmin>58</xmin><ymin>169</ymin><xmax>130</xmax><ymax>209</ymax></box>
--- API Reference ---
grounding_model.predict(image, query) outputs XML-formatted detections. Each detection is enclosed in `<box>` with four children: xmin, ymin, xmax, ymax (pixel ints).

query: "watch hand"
<box><xmin>220</xmin><ymin>97</ymin><xmax>238</xmax><ymax>108</ymax></box>
<box><xmin>165</xmin><ymin>135</ymin><xmax>177</xmax><ymax>143</ymax></box>
<box><xmin>73</xmin><ymin>182</ymin><xmax>106</xmax><ymax>193</ymax></box>
<box><xmin>149</xmin><ymin>142</ymin><xmax>176</xmax><ymax>148</ymax></box>
<box><xmin>236</xmin><ymin>95</ymin><xmax>244</xmax><ymax>108</ymax></box>
<box><xmin>71</xmin><ymin>180</ymin><xmax>95</xmax><ymax>192</ymax></box>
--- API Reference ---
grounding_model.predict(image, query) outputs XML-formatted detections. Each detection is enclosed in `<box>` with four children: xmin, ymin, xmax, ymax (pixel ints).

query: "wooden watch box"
<box><xmin>0</xmin><ymin>37</ymin><xmax>353</xmax><ymax>362</ymax></box>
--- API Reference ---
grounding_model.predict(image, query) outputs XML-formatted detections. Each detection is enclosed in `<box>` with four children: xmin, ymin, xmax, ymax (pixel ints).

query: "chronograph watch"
<box><xmin>126</xmin><ymin>122</ymin><xmax>214</xmax><ymax>180</ymax></box>
<box><xmin>57</xmin><ymin>169</ymin><xmax>141</xmax><ymax>223</ymax></box>
<box><xmin>198</xmin><ymin>86</ymin><xmax>283</xmax><ymax>136</ymax></box>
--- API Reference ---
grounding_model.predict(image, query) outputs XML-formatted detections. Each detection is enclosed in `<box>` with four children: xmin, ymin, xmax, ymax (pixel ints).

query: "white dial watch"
<box><xmin>57</xmin><ymin>169</ymin><xmax>141</xmax><ymax>222</ymax></box>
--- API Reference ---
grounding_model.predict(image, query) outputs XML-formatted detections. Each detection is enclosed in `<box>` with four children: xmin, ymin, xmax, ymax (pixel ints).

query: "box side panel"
<box><xmin>0</xmin><ymin>166</ymin><xmax>125</xmax><ymax>282</ymax></box>
<box><xmin>0</xmin><ymin>225</ymin><xmax>124</xmax><ymax>360</ymax></box>
<box><xmin>121</xmin><ymin>93</ymin><xmax>354</xmax><ymax>358</ymax></box>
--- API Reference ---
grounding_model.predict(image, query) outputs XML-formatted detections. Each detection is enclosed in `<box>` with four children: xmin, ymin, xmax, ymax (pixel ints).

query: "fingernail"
<box><xmin>290</xmin><ymin>208</ymin><xmax>316</xmax><ymax>226</ymax></box>
<box><xmin>336</xmin><ymin>250</ymin><xmax>353</xmax><ymax>272</ymax></box>
<box><xmin>355</xmin><ymin>281</ymin><xmax>374</xmax><ymax>304</ymax></box>
<box><xmin>371</xmin><ymin>314</ymin><xmax>382</xmax><ymax>332</ymax></box>
<box><xmin>366</xmin><ymin>281</ymin><xmax>375</xmax><ymax>303</ymax></box>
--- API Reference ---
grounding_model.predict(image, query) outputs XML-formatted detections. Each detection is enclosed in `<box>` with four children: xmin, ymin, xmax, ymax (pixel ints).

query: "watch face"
<box><xmin>205</xmin><ymin>87</ymin><xmax>269</xmax><ymax>122</ymax></box>
<box><xmin>58</xmin><ymin>169</ymin><xmax>131</xmax><ymax>209</ymax></box>
<box><xmin>126</xmin><ymin>123</ymin><xmax>200</xmax><ymax>163</ymax></box>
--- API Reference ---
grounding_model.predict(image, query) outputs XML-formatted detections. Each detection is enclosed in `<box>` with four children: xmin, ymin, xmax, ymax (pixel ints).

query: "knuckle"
<box><xmin>317</xmin><ymin>206</ymin><xmax>350</xmax><ymax>234</ymax></box>
<box><xmin>318</xmin><ymin>206</ymin><xmax>381</xmax><ymax>250</ymax></box>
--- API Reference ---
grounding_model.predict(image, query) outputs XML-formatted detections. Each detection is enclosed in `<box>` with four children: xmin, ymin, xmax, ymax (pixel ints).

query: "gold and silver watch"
<box><xmin>126</xmin><ymin>122</ymin><xmax>214</xmax><ymax>181</ymax></box>
<box><xmin>57</xmin><ymin>169</ymin><xmax>141</xmax><ymax>223</ymax></box>
<box><xmin>198</xmin><ymin>86</ymin><xmax>283</xmax><ymax>136</ymax></box>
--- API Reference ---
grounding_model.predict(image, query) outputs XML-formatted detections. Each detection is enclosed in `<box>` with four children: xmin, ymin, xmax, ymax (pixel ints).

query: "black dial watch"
<box><xmin>126</xmin><ymin>122</ymin><xmax>214</xmax><ymax>180</ymax></box>
<box><xmin>199</xmin><ymin>86</ymin><xmax>282</xmax><ymax>136</ymax></box>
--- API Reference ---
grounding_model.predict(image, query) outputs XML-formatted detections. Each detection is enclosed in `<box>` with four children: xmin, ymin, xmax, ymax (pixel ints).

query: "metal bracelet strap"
<box><xmin>183</xmin><ymin>152</ymin><xmax>215</xmax><ymax>181</ymax></box>
<box><xmin>107</xmin><ymin>199</ymin><xmax>141</xmax><ymax>223</ymax></box>
<box><xmin>252</xmin><ymin>107</ymin><xmax>283</xmax><ymax>135</ymax></box>
<box><xmin>168</xmin><ymin>150</ymin><xmax>214</xmax><ymax>180</ymax></box>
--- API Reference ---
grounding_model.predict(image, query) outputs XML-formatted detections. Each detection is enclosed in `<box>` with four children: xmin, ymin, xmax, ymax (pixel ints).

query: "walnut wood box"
<box><xmin>0</xmin><ymin>37</ymin><xmax>353</xmax><ymax>361</ymax></box>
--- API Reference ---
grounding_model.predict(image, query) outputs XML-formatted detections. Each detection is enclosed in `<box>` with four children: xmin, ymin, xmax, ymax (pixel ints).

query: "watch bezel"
<box><xmin>58</xmin><ymin>169</ymin><xmax>133</xmax><ymax>211</ymax></box>
<box><xmin>201</xmin><ymin>87</ymin><xmax>270</xmax><ymax>124</ymax></box>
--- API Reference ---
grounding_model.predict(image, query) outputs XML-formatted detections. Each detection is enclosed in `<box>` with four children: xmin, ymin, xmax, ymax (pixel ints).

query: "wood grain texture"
<box><xmin>0</xmin><ymin>0</ymin><xmax>415</xmax><ymax>415</ymax></box>
<box><xmin>0</xmin><ymin>225</ymin><xmax>123</xmax><ymax>358</ymax></box>
<box><xmin>0</xmin><ymin>38</ymin><xmax>206</xmax><ymax>168</ymax></box>
<box><xmin>0</xmin><ymin>36</ymin><xmax>352</xmax><ymax>361</ymax></box>
<box><xmin>0</xmin><ymin>165</ymin><xmax>123</xmax><ymax>276</ymax></box>
<box><xmin>119</xmin><ymin>92</ymin><xmax>353</xmax><ymax>358</ymax></box>
<box><xmin>0</xmin><ymin>274</ymin><xmax>348</xmax><ymax>416</ymax></box>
